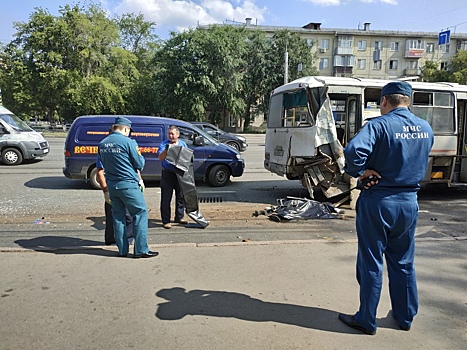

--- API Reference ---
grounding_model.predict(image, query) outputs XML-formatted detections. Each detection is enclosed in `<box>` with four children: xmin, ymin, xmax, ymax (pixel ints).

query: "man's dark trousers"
<box><xmin>160</xmin><ymin>170</ymin><xmax>184</xmax><ymax>224</ymax></box>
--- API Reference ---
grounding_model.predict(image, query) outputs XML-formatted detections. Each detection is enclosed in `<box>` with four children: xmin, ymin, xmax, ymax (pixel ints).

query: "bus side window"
<box><xmin>412</xmin><ymin>92</ymin><xmax>454</xmax><ymax>133</ymax></box>
<box><xmin>347</xmin><ymin>99</ymin><xmax>357</xmax><ymax>141</ymax></box>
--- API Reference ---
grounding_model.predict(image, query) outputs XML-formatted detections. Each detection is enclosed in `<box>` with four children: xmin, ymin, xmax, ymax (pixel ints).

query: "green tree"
<box><xmin>155</xmin><ymin>29</ymin><xmax>211</xmax><ymax>119</ymax></box>
<box><xmin>155</xmin><ymin>27</ymin><xmax>317</xmax><ymax>129</ymax></box>
<box><xmin>155</xmin><ymin>26</ymin><xmax>249</xmax><ymax>120</ymax></box>
<box><xmin>116</xmin><ymin>13</ymin><xmax>158</xmax><ymax>54</ymax></box>
<box><xmin>265</xmin><ymin>30</ymin><xmax>317</xmax><ymax>89</ymax></box>
<box><xmin>449</xmin><ymin>50</ymin><xmax>467</xmax><ymax>84</ymax></box>
<box><xmin>239</xmin><ymin>30</ymin><xmax>271</xmax><ymax>130</ymax></box>
<box><xmin>0</xmin><ymin>8</ymin><xmax>68</xmax><ymax>120</ymax></box>
<box><xmin>115</xmin><ymin>13</ymin><xmax>161</xmax><ymax>115</ymax></box>
<box><xmin>0</xmin><ymin>3</ymin><xmax>146</xmax><ymax>121</ymax></box>
<box><xmin>199</xmin><ymin>25</ymin><xmax>248</xmax><ymax>124</ymax></box>
<box><xmin>421</xmin><ymin>60</ymin><xmax>450</xmax><ymax>82</ymax></box>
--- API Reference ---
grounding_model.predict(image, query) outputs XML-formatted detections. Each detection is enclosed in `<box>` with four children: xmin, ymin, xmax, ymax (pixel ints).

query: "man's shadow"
<box><xmin>86</xmin><ymin>216</ymin><xmax>106</xmax><ymax>230</ymax></box>
<box><xmin>14</xmin><ymin>236</ymin><xmax>117</xmax><ymax>257</ymax></box>
<box><xmin>156</xmin><ymin>288</ymin><xmax>397</xmax><ymax>333</ymax></box>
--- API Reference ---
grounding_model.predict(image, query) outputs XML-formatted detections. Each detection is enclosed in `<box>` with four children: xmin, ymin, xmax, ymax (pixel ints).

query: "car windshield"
<box><xmin>0</xmin><ymin>113</ymin><xmax>34</xmax><ymax>132</ymax></box>
<box><xmin>190</xmin><ymin>124</ymin><xmax>219</xmax><ymax>145</ymax></box>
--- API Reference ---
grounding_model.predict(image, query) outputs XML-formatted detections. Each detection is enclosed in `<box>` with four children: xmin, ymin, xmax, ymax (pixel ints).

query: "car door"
<box><xmin>130</xmin><ymin>123</ymin><xmax>164</xmax><ymax>179</ymax></box>
<box><xmin>178</xmin><ymin>126</ymin><xmax>207</xmax><ymax>178</ymax></box>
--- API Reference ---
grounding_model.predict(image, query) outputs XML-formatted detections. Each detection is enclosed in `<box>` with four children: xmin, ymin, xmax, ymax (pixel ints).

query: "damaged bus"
<box><xmin>264</xmin><ymin>76</ymin><xmax>467</xmax><ymax>201</ymax></box>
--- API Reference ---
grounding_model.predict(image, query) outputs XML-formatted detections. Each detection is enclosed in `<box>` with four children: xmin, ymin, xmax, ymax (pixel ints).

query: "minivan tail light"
<box><xmin>64</xmin><ymin>150</ymin><xmax>71</xmax><ymax>157</ymax></box>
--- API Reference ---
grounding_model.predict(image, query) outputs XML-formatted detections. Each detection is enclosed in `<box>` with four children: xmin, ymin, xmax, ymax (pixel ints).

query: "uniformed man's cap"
<box><xmin>381</xmin><ymin>81</ymin><xmax>412</xmax><ymax>97</ymax></box>
<box><xmin>115</xmin><ymin>116</ymin><xmax>134</xmax><ymax>131</ymax></box>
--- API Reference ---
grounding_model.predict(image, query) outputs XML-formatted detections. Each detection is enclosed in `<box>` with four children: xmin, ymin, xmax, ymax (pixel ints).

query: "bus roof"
<box><xmin>274</xmin><ymin>76</ymin><xmax>467</xmax><ymax>94</ymax></box>
<box><xmin>271</xmin><ymin>76</ymin><xmax>327</xmax><ymax>95</ymax></box>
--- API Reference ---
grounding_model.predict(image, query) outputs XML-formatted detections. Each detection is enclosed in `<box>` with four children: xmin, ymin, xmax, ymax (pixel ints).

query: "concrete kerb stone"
<box><xmin>0</xmin><ymin>236</ymin><xmax>463</xmax><ymax>253</ymax></box>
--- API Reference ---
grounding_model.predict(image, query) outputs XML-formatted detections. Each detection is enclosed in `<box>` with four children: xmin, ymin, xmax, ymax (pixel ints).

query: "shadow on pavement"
<box><xmin>155</xmin><ymin>287</ymin><xmax>398</xmax><ymax>334</ymax></box>
<box><xmin>24</xmin><ymin>176</ymin><xmax>92</xmax><ymax>190</ymax></box>
<box><xmin>14</xmin><ymin>236</ymin><xmax>116</xmax><ymax>257</ymax></box>
<box><xmin>86</xmin><ymin>215</ymin><xmax>106</xmax><ymax>230</ymax></box>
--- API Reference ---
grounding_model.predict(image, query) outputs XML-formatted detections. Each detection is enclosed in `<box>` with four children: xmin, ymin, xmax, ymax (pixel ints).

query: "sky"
<box><xmin>1</xmin><ymin>0</ymin><xmax>467</xmax><ymax>44</ymax></box>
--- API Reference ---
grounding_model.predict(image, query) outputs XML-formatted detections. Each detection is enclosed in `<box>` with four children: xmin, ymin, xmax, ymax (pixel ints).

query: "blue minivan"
<box><xmin>63</xmin><ymin>115</ymin><xmax>245</xmax><ymax>189</ymax></box>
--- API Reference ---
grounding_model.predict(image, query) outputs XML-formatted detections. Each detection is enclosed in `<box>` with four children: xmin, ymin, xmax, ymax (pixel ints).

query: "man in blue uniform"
<box><xmin>339</xmin><ymin>81</ymin><xmax>433</xmax><ymax>335</ymax></box>
<box><xmin>98</xmin><ymin>116</ymin><xmax>158</xmax><ymax>258</ymax></box>
<box><xmin>157</xmin><ymin>126</ymin><xmax>188</xmax><ymax>229</ymax></box>
<box><xmin>96</xmin><ymin>153</ymin><xmax>134</xmax><ymax>245</ymax></box>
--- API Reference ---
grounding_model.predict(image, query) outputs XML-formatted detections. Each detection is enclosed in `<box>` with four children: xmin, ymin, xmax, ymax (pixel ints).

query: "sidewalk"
<box><xmin>1</xmin><ymin>239</ymin><xmax>465</xmax><ymax>349</ymax></box>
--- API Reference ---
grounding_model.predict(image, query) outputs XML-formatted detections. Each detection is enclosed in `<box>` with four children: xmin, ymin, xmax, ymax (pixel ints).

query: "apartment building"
<box><xmin>304</xmin><ymin>22</ymin><xmax>467</xmax><ymax>79</ymax></box>
<box><xmin>215</xmin><ymin>20</ymin><xmax>467</xmax><ymax>80</ymax></box>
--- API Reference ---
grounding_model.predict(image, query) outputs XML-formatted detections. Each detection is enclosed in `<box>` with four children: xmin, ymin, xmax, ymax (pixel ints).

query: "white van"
<box><xmin>0</xmin><ymin>106</ymin><xmax>50</xmax><ymax>165</ymax></box>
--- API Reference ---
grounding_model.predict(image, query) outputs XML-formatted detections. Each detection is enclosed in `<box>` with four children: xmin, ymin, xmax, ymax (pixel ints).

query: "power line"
<box><xmin>397</xmin><ymin>4</ymin><xmax>467</xmax><ymax>31</ymax></box>
<box><xmin>448</xmin><ymin>20</ymin><xmax>467</xmax><ymax>33</ymax></box>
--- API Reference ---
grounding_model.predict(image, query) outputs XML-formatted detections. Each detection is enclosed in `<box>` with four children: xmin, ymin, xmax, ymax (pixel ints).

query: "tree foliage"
<box><xmin>449</xmin><ymin>50</ymin><xmax>467</xmax><ymax>84</ymax></box>
<box><xmin>0</xmin><ymin>3</ymin><xmax>317</xmax><ymax>128</ymax></box>
<box><xmin>421</xmin><ymin>50</ymin><xmax>467</xmax><ymax>84</ymax></box>
<box><xmin>421</xmin><ymin>60</ymin><xmax>450</xmax><ymax>82</ymax></box>
<box><xmin>0</xmin><ymin>3</ymin><xmax>316</xmax><ymax>129</ymax></box>
<box><xmin>0</xmin><ymin>3</ymin><xmax>157</xmax><ymax>121</ymax></box>
<box><xmin>155</xmin><ymin>27</ymin><xmax>318</xmax><ymax>129</ymax></box>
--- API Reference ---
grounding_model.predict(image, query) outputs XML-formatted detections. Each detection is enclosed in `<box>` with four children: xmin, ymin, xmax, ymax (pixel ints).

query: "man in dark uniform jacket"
<box><xmin>339</xmin><ymin>81</ymin><xmax>434</xmax><ymax>335</ymax></box>
<box><xmin>98</xmin><ymin>116</ymin><xmax>158</xmax><ymax>258</ymax></box>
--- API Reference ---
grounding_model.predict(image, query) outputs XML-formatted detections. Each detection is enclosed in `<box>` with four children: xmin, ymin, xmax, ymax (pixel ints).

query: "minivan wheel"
<box><xmin>208</xmin><ymin>164</ymin><xmax>230</xmax><ymax>187</ymax></box>
<box><xmin>226</xmin><ymin>141</ymin><xmax>240</xmax><ymax>151</ymax></box>
<box><xmin>1</xmin><ymin>148</ymin><xmax>23</xmax><ymax>165</ymax></box>
<box><xmin>89</xmin><ymin>167</ymin><xmax>102</xmax><ymax>190</ymax></box>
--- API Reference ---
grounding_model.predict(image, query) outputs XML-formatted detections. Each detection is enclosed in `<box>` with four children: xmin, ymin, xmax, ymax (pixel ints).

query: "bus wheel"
<box><xmin>1</xmin><ymin>148</ymin><xmax>23</xmax><ymax>165</ymax></box>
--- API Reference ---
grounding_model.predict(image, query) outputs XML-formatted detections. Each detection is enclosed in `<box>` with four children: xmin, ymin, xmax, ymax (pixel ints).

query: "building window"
<box><xmin>441</xmin><ymin>44</ymin><xmax>450</xmax><ymax>53</ymax></box>
<box><xmin>320</xmin><ymin>39</ymin><xmax>330</xmax><ymax>50</ymax></box>
<box><xmin>373</xmin><ymin>60</ymin><xmax>382</xmax><ymax>70</ymax></box>
<box><xmin>459</xmin><ymin>41</ymin><xmax>467</xmax><ymax>51</ymax></box>
<box><xmin>390</xmin><ymin>42</ymin><xmax>399</xmax><ymax>51</ymax></box>
<box><xmin>338</xmin><ymin>36</ymin><xmax>353</xmax><ymax>48</ymax></box>
<box><xmin>389</xmin><ymin>60</ymin><xmax>398</xmax><ymax>69</ymax></box>
<box><xmin>357</xmin><ymin>59</ymin><xmax>366</xmax><ymax>69</ymax></box>
<box><xmin>440</xmin><ymin>62</ymin><xmax>448</xmax><ymax>70</ymax></box>
<box><xmin>334</xmin><ymin>55</ymin><xmax>355</xmax><ymax>67</ymax></box>
<box><xmin>358</xmin><ymin>40</ymin><xmax>367</xmax><ymax>50</ymax></box>
<box><xmin>306</xmin><ymin>38</ymin><xmax>313</xmax><ymax>47</ymax></box>
<box><xmin>407</xmin><ymin>61</ymin><xmax>419</xmax><ymax>69</ymax></box>
<box><xmin>407</xmin><ymin>39</ymin><xmax>424</xmax><ymax>49</ymax></box>
<box><xmin>319</xmin><ymin>58</ymin><xmax>329</xmax><ymax>70</ymax></box>
<box><xmin>374</xmin><ymin>41</ymin><xmax>383</xmax><ymax>50</ymax></box>
<box><xmin>426</xmin><ymin>43</ymin><xmax>435</xmax><ymax>53</ymax></box>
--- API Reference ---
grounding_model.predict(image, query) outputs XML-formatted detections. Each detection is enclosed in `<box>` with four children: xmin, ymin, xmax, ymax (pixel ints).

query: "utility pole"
<box><xmin>284</xmin><ymin>45</ymin><xmax>289</xmax><ymax>84</ymax></box>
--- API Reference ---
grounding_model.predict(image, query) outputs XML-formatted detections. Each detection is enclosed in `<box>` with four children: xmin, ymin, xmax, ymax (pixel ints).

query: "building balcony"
<box><xmin>336</xmin><ymin>47</ymin><xmax>353</xmax><ymax>55</ymax></box>
<box><xmin>404</xmin><ymin>68</ymin><xmax>421</xmax><ymax>76</ymax></box>
<box><xmin>334</xmin><ymin>66</ymin><xmax>353</xmax><ymax>76</ymax></box>
<box><xmin>405</xmin><ymin>49</ymin><xmax>424</xmax><ymax>58</ymax></box>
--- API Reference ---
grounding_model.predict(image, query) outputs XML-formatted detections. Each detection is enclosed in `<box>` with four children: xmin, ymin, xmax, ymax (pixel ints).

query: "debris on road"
<box><xmin>32</xmin><ymin>217</ymin><xmax>50</xmax><ymax>224</ymax></box>
<box><xmin>254</xmin><ymin>197</ymin><xmax>343</xmax><ymax>222</ymax></box>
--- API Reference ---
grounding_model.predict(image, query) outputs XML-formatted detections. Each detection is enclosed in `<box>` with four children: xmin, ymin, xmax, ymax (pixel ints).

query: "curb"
<box><xmin>0</xmin><ymin>236</ymin><xmax>465</xmax><ymax>253</ymax></box>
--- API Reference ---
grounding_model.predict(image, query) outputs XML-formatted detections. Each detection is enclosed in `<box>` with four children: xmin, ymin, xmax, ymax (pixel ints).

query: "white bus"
<box><xmin>264</xmin><ymin>76</ymin><xmax>467</xmax><ymax>200</ymax></box>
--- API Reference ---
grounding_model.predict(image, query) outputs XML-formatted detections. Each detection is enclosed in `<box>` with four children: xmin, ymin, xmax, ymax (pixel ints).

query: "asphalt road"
<box><xmin>1</xmin><ymin>134</ymin><xmax>467</xmax><ymax>249</ymax></box>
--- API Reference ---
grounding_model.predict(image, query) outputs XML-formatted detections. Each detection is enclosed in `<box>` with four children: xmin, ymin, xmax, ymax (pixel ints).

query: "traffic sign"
<box><xmin>438</xmin><ymin>30</ymin><xmax>451</xmax><ymax>45</ymax></box>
